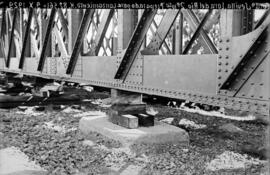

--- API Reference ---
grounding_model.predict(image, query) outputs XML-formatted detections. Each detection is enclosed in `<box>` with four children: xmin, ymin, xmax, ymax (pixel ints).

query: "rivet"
<box><xmin>219</xmin><ymin>47</ymin><xmax>222</xmax><ymax>51</ymax></box>
<box><xmin>218</xmin><ymin>69</ymin><xmax>222</xmax><ymax>72</ymax></box>
<box><xmin>261</xmin><ymin>70</ymin><xmax>264</xmax><ymax>72</ymax></box>
<box><xmin>251</xmin><ymin>83</ymin><xmax>254</xmax><ymax>85</ymax></box>
<box><xmin>240</xmin><ymin>55</ymin><xmax>243</xmax><ymax>57</ymax></box>
<box><xmin>226</xmin><ymin>39</ymin><xmax>230</xmax><ymax>42</ymax></box>
<box><xmin>218</xmin><ymin>83</ymin><xmax>221</xmax><ymax>86</ymax></box>
<box><xmin>226</xmin><ymin>55</ymin><xmax>229</xmax><ymax>59</ymax></box>
<box><xmin>225</xmin><ymin>62</ymin><xmax>229</xmax><ymax>65</ymax></box>
<box><xmin>218</xmin><ymin>62</ymin><xmax>222</xmax><ymax>65</ymax></box>
<box><xmin>226</xmin><ymin>47</ymin><xmax>229</xmax><ymax>50</ymax></box>
<box><xmin>260</xmin><ymin>83</ymin><xmax>264</xmax><ymax>86</ymax></box>
<box><xmin>220</xmin><ymin>39</ymin><xmax>222</xmax><ymax>42</ymax></box>
<box><xmin>260</xmin><ymin>96</ymin><xmax>263</xmax><ymax>98</ymax></box>
<box><xmin>218</xmin><ymin>76</ymin><xmax>222</xmax><ymax>79</ymax></box>
<box><xmin>219</xmin><ymin>55</ymin><xmax>222</xmax><ymax>59</ymax></box>
<box><xmin>251</xmin><ymin>95</ymin><xmax>254</xmax><ymax>97</ymax></box>
<box><xmin>242</xmin><ymin>94</ymin><xmax>245</xmax><ymax>96</ymax></box>
<box><xmin>225</xmin><ymin>69</ymin><xmax>228</xmax><ymax>72</ymax></box>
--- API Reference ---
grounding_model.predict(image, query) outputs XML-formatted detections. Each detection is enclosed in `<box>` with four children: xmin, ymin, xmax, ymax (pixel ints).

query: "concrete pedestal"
<box><xmin>79</xmin><ymin>115</ymin><xmax>189</xmax><ymax>147</ymax></box>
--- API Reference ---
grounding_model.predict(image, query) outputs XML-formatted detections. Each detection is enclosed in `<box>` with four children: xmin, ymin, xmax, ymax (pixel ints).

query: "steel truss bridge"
<box><xmin>0</xmin><ymin>8</ymin><xmax>269</xmax><ymax>117</ymax></box>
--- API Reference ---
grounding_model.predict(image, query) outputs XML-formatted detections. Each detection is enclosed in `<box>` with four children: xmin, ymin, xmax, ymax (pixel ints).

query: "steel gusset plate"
<box><xmin>221</xmin><ymin>29</ymin><xmax>269</xmax><ymax>97</ymax></box>
<box><xmin>141</xmin><ymin>9</ymin><xmax>180</xmax><ymax>55</ymax></box>
<box><xmin>114</xmin><ymin>9</ymin><xmax>157</xmax><ymax>81</ymax></box>
<box><xmin>66</xmin><ymin>9</ymin><xmax>95</xmax><ymax>75</ymax></box>
<box><xmin>220</xmin><ymin>22</ymin><xmax>270</xmax><ymax>98</ymax></box>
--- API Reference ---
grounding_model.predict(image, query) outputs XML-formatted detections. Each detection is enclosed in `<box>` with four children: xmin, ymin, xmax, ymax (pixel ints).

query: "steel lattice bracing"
<box><xmin>0</xmin><ymin>8</ymin><xmax>269</xmax><ymax>116</ymax></box>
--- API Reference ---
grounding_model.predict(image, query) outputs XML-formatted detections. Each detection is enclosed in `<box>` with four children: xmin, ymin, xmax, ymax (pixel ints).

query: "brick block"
<box><xmin>109</xmin><ymin>110</ymin><xmax>138</xmax><ymax>129</ymax></box>
<box><xmin>136</xmin><ymin>113</ymin><xmax>154</xmax><ymax>127</ymax></box>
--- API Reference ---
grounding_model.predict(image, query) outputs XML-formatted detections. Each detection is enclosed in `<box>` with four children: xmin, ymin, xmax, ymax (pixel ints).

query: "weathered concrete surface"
<box><xmin>79</xmin><ymin>115</ymin><xmax>189</xmax><ymax>147</ymax></box>
<box><xmin>0</xmin><ymin>147</ymin><xmax>47</xmax><ymax>175</ymax></box>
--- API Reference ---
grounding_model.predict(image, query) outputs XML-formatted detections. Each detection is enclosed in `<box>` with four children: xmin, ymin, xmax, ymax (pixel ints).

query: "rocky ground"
<box><xmin>0</xmin><ymin>84</ymin><xmax>269</xmax><ymax>175</ymax></box>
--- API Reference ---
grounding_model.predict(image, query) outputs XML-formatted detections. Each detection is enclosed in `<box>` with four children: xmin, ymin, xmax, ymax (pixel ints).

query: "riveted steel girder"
<box><xmin>0</xmin><ymin>9</ymin><xmax>269</xmax><ymax>117</ymax></box>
